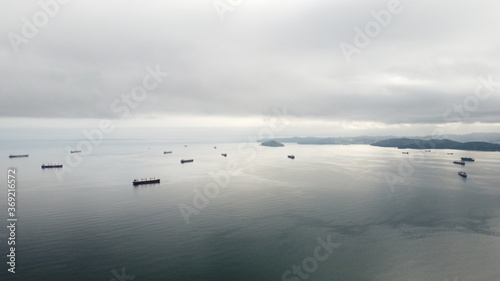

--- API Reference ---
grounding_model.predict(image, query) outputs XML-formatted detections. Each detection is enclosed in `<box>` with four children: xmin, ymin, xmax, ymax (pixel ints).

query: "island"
<box><xmin>261</xmin><ymin>140</ymin><xmax>285</xmax><ymax>147</ymax></box>
<box><xmin>371</xmin><ymin>138</ymin><xmax>500</xmax><ymax>152</ymax></box>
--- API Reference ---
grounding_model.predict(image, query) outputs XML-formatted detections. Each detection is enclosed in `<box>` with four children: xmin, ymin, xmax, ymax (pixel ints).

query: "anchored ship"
<box><xmin>181</xmin><ymin>159</ymin><xmax>194</xmax><ymax>164</ymax></box>
<box><xmin>461</xmin><ymin>157</ymin><xmax>475</xmax><ymax>162</ymax></box>
<box><xmin>221</xmin><ymin>153</ymin><xmax>227</xmax><ymax>157</ymax></box>
<box><xmin>164</xmin><ymin>151</ymin><xmax>172</xmax><ymax>154</ymax></box>
<box><xmin>453</xmin><ymin>160</ymin><xmax>465</xmax><ymax>165</ymax></box>
<box><xmin>9</xmin><ymin>154</ymin><xmax>29</xmax><ymax>158</ymax></box>
<box><xmin>288</xmin><ymin>155</ymin><xmax>295</xmax><ymax>159</ymax></box>
<box><xmin>70</xmin><ymin>150</ymin><xmax>81</xmax><ymax>153</ymax></box>
<box><xmin>41</xmin><ymin>164</ymin><xmax>63</xmax><ymax>169</ymax></box>
<box><xmin>133</xmin><ymin>178</ymin><xmax>160</xmax><ymax>186</ymax></box>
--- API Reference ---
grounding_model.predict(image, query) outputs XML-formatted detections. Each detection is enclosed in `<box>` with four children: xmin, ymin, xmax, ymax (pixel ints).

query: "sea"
<box><xmin>0</xmin><ymin>138</ymin><xmax>499</xmax><ymax>281</ymax></box>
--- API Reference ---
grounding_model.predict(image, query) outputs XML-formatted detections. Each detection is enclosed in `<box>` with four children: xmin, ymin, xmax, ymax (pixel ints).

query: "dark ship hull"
<box><xmin>9</xmin><ymin>154</ymin><xmax>29</xmax><ymax>158</ymax></box>
<box><xmin>42</xmin><ymin>164</ymin><xmax>63</xmax><ymax>169</ymax></box>
<box><xmin>133</xmin><ymin>178</ymin><xmax>160</xmax><ymax>186</ymax></box>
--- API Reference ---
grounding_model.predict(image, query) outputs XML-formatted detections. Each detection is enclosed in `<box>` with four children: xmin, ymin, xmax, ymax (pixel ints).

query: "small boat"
<box><xmin>458</xmin><ymin>171</ymin><xmax>467</xmax><ymax>178</ymax></box>
<box><xmin>70</xmin><ymin>150</ymin><xmax>81</xmax><ymax>153</ymax></box>
<box><xmin>164</xmin><ymin>151</ymin><xmax>172</xmax><ymax>154</ymax></box>
<box><xmin>133</xmin><ymin>178</ymin><xmax>160</xmax><ymax>186</ymax></box>
<box><xmin>453</xmin><ymin>160</ymin><xmax>465</xmax><ymax>165</ymax></box>
<box><xmin>288</xmin><ymin>155</ymin><xmax>295</xmax><ymax>159</ymax></box>
<box><xmin>461</xmin><ymin>157</ymin><xmax>475</xmax><ymax>162</ymax></box>
<box><xmin>181</xmin><ymin>159</ymin><xmax>194</xmax><ymax>164</ymax></box>
<box><xmin>221</xmin><ymin>153</ymin><xmax>227</xmax><ymax>157</ymax></box>
<box><xmin>41</xmin><ymin>163</ymin><xmax>63</xmax><ymax>169</ymax></box>
<box><xmin>402</xmin><ymin>152</ymin><xmax>409</xmax><ymax>154</ymax></box>
<box><xmin>9</xmin><ymin>154</ymin><xmax>29</xmax><ymax>158</ymax></box>
<box><xmin>214</xmin><ymin>146</ymin><xmax>217</xmax><ymax>149</ymax></box>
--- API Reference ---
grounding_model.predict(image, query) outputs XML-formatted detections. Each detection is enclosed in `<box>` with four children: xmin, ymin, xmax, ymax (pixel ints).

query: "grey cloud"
<box><xmin>1</xmin><ymin>0</ymin><xmax>500</xmax><ymax>126</ymax></box>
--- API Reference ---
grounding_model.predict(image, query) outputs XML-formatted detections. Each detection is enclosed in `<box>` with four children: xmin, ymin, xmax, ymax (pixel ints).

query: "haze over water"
<box><xmin>1</xmin><ymin>138</ymin><xmax>499</xmax><ymax>280</ymax></box>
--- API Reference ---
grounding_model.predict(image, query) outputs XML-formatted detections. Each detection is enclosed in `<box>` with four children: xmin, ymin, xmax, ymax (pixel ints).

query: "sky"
<box><xmin>2</xmin><ymin>0</ymin><xmax>500</xmax><ymax>139</ymax></box>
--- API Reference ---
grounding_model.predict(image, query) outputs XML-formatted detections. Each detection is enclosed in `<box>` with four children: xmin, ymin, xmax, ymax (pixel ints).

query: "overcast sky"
<box><xmin>2</xmin><ymin>0</ymin><xmax>500</xmax><ymax>137</ymax></box>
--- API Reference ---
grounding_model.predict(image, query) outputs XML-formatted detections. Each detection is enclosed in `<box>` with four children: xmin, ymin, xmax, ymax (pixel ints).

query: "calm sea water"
<box><xmin>0</xmin><ymin>139</ymin><xmax>499</xmax><ymax>281</ymax></box>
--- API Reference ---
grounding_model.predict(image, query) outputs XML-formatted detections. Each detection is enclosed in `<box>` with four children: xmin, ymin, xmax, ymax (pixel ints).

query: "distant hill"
<box><xmin>262</xmin><ymin>136</ymin><xmax>391</xmax><ymax>145</ymax></box>
<box><xmin>261</xmin><ymin>140</ymin><xmax>284</xmax><ymax>147</ymax></box>
<box><xmin>371</xmin><ymin>138</ymin><xmax>500</xmax><ymax>151</ymax></box>
<box><xmin>419</xmin><ymin>132</ymin><xmax>500</xmax><ymax>144</ymax></box>
<box><xmin>260</xmin><ymin>133</ymin><xmax>500</xmax><ymax>146</ymax></box>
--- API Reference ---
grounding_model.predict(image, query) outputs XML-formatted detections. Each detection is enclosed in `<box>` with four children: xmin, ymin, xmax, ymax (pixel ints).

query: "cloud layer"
<box><xmin>2</xmin><ymin>0</ymin><xmax>500</xmax><ymax>127</ymax></box>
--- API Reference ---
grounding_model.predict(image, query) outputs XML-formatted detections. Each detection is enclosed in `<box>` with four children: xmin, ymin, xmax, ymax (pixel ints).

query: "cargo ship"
<box><xmin>453</xmin><ymin>160</ymin><xmax>465</xmax><ymax>165</ymax></box>
<box><xmin>70</xmin><ymin>150</ymin><xmax>81</xmax><ymax>153</ymax></box>
<box><xmin>9</xmin><ymin>154</ymin><xmax>29</xmax><ymax>158</ymax></box>
<box><xmin>181</xmin><ymin>159</ymin><xmax>194</xmax><ymax>164</ymax></box>
<box><xmin>133</xmin><ymin>178</ymin><xmax>160</xmax><ymax>186</ymax></box>
<box><xmin>461</xmin><ymin>157</ymin><xmax>475</xmax><ymax>162</ymax></box>
<box><xmin>458</xmin><ymin>171</ymin><xmax>467</xmax><ymax>178</ymax></box>
<box><xmin>164</xmin><ymin>151</ymin><xmax>172</xmax><ymax>154</ymax></box>
<box><xmin>41</xmin><ymin>164</ymin><xmax>63</xmax><ymax>169</ymax></box>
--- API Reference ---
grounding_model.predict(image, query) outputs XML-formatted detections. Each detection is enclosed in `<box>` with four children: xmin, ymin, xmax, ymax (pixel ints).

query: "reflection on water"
<box><xmin>0</xmin><ymin>139</ymin><xmax>499</xmax><ymax>280</ymax></box>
